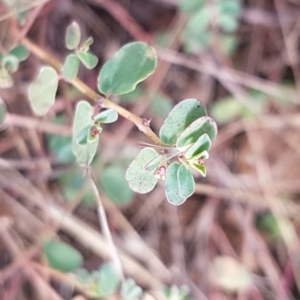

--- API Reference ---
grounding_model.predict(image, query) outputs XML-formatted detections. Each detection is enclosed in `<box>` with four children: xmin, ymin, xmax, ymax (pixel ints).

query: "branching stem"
<box><xmin>21</xmin><ymin>37</ymin><xmax>163</xmax><ymax>145</ymax></box>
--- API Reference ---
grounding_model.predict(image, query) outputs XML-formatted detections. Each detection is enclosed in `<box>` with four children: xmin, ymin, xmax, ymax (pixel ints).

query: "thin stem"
<box><xmin>89</xmin><ymin>170</ymin><xmax>124</xmax><ymax>281</ymax></box>
<box><xmin>21</xmin><ymin>37</ymin><xmax>163</xmax><ymax>145</ymax></box>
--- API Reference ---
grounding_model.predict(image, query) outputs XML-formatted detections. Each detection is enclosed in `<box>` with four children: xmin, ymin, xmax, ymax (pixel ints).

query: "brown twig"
<box><xmin>21</xmin><ymin>37</ymin><xmax>163</xmax><ymax>145</ymax></box>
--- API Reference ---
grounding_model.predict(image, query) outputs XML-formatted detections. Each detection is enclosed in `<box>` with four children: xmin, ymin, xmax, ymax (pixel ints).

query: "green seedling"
<box><xmin>126</xmin><ymin>99</ymin><xmax>217</xmax><ymax>205</ymax></box>
<box><xmin>74</xmin><ymin>264</ymin><xmax>143</xmax><ymax>299</ymax></box>
<box><xmin>25</xmin><ymin>21</ymin><xmax>217</xmax><ymax>206</ymax></box>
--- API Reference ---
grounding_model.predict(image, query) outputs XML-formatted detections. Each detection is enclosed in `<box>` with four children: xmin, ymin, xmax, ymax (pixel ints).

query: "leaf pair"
<box><xmin>63</xmin><ymin>22</ymin><xmax>98</xmax><ymax>81</ymax></box>
<box><xmin>165</xmin><ymin>163</ymin><xmax>195</xmax><ymax>205</ymax></box>
<box><xmin>126</xmin><ymin>98</ymin><xmax>218</xmax><ymax>206</ymax></box>
<box><xmin>125</xmin><ymin>151</ymin><xmax>195</xmax><ymax>205</ymax></box>
<box><xmin>76</xmin><ymin>107</ymin><xmax>118</xmax><ymax>146</ymax></box>
<box><xmin>29</xmin><ymin>36</ymin><xmax>157</xmax><ymax>121</ymax></box>
<box><xmin>72</xmin><ymin>101</ymin><xmax>118</xmax><ymax>165</ymax></box>
<box><xmin>62</xmin><ymin>49</ymin><xmax>98</xmax><ymax>82</ymax></box>
<box><xmin>159</xmin><ymin>98</ymin><xmax>207</xmax><ymax>145</ymax></box>
<box><xmin>75</xmin><ymin>263</ymin><xmax>142</xmax><ymax>299</ymax></box>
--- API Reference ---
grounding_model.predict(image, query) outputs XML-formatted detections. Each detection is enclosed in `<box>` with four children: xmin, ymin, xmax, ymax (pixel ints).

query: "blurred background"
<box><xmin>1</xmin><ymin>0</ymin><xmax>300</xmax><ymax>299</ymax></box>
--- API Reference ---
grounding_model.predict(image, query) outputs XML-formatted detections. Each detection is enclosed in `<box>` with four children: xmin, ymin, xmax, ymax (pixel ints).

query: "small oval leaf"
<box><xmin>98</xmin><ymin>42</ymin><xmax>157</xmax><ymax>95</ymax></box>
<box><xmin>126</xmin><ymin>148</ymin><xmax>159</xmax><ymax>193</ymax></box>
<box><xmin>76</xmin><ymin>125</ymin><xmax>90</xmax><ymax>145</ymax></box>
<box><xmin>177</xmin><ymin>165</ymin><xmax>195</xmax><ymax>198</ymax></box>
<box><xmin>80</xmin><ymin>37</ymin><xmax>94</xmax><ymax>52</ymax></box>
<box><xmin>191</xmin><ymin>163</ymin><xmax>206</xmax><ymax>177</ymax></box>
<box><xmin>159</xmin><ymin>99</ymin><xmax>207</xmax><ymax>145</ymax></box>
<box><xmin>65</xmin><ymin>21</ymin><xmax>81</xmax><ymax>50</ymax></box>
<box><xmin>165</xmin><ymin>162</ymin><xmax>186</xmax><ymax>205</ymax></box>
<box><xmin>62</xmin><ymin>54</ymin><xmax>80</xmax><ymax>81</ymax></box>
<box><xmin>72</xmin><ymin>101</ymin><xmax>98</xmax><ymax>165</ymax></box>
<box><xmin>185</xmin><ymin>133</ymin><xmax>211</xmax><ymax>160</ymax></box>
<box><xmin>28</xmin><ymin>66</ymin><xmax>58</xmax><ymax>115</ymax></box>
<box><xmin>121</xmin><ymin>278</ymin><xmax>143</xmax><ymax>300</ymax></box>
<box><xmin>2</xmin><ymin>54</ymin><xmax>19</xmax><ymax>73</ymax></box>
<box><xmin>77</xmin><ymin>51</ymin><xmax>98</xmax><ymax>69</ymax></box>
<box><xmin>98</xmin><ymin>262</ymin><xmax>120</xmax><ymax>296</ymax></box>
<box><xmin>42</xmin><ymin>239</ymin><xmax>83</xmax><ymax>273</ymax></box>
<box><xmin>9</xmin><ymin>45</ymin><xmax>29</xmax><ymax>62</ymax></box>
<box><xmin>176</xmin><ymin>116</ymin><xmax>217</xmax><ymax>149</ymax></box>
<box><xmin>94</xmin><ymin>109</ymin><xmax>118</xmax><ymax>123</ymax></box>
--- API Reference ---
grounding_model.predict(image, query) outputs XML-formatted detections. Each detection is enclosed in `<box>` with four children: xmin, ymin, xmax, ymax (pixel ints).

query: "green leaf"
<box><xmin>177</xmin><ymin>165</ymin><xmax>195</xmax><ymax>198</ymax></box>
<box><xmin>145</xmin><ymin>154</ymin><xmax>163</xmax><ymax>172</ymax></box>
<box><xmin>42</xmin><ymin>239</ymin><xmax>83</xmax><ymax>273</ymax></box>
<box><xmin>28</xmin><ymin>66</ymin><xmax>58</xmax><ymax>115</ymax></box>
<box><xmin>190</xmin><ymin>163</ymin><xmax>206</xmax><ymax>177</ymax></box>
<box><xmin>72</xmin><ymin>101</ymin><xmax>98</xmax><ymax>165</ymax></box>
<box><xmin>98</xmin><ymin>42</ymin><xmax>157</xmax><ymax>95</ymax></box>
<box><xmin>0</xmin><ymin>68</ymin><xmax>13</xmax><ymax>88</ymax></box>
<box><xmin>2</xmin><ymin>54</ymin><xmax>19</xmax><ymax>72</ymax></box>
<box><xmin>94</xmin><ymin>109</ymin><xmax>118</xmax><ymax>123</ymax></box>
<box><xmin>65</xmin><ymin>21</ymin><xmax>81</xmax><ymax>50</ymax></box>
<box><xmin>159</xmin><ymin>99</ymin><xmax>207</xmax><ymax>145</ymax></box>
<box><xmin>77</xmin><ymin>51</ymin><xmax>98</xmax><ymax>69</ymax></box>
<box><xmin>185</xmin><ymin>133</ymin><xmax>211</xmax><ymax>160</ymax></box>
<box><xmin>76</xmin><ymin>125</ymin><xmax>90</xmax><ymax>145</ymax></box>
<box><xmin>176</xmin><ymin>116</ymin><xmax>217</xmax><ymax>149</ymax></box>
<box><xmin>97</xmin><ymin>262</ymin><xmax>119</xmax><ymax>296</ymax></box>
<box><xmin>80</xmin><ymin>37</ymin><xmax>94</xmax><ymax>52</ymax></box>
<box><xmin>179</xmin><ymin>0</ymin><xmax>205</xmax><ymax>13</ymax></box>
<box><xmin>101</xmin><ymin>164</ymin><xmax>134</xmax><ymax>205</ymax></box>
<box><xmin>126</xmin><ymin>148</ymin><xmax>159</xmax><ymax>193</ymax></box>
<box><xmin>9</xmin><ymin>45</ymin><xmax>29</xmax><ymax>61</ymax></box>
<box><xmin>163</xmin><ymin>285</ymin><xmax>190</xmax><ymax>300</ymax></box>
<box><xmin>62</xmin><ymin>54</ymin><xmax>80</xmax><ymax>81</ymax></box>
<box><xmin>165</xmin><ymin>162</ymin><xmax>186</xmax><ymax>205</ymax></box>
<box><xmin>121</xmin><ymin>278</ymin><xmax>143</xmax><ymax>300</ymax></box>
<box><xmin>150</xmin><ymin>95</ymin><xmax>172</xmax><ymax>119</ymax></box>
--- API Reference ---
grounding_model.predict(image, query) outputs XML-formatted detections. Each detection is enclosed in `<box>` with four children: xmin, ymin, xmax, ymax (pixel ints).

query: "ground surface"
<box><xmin>1</xmin><ymin>0</ymin><xmax>300</xmax><ymax>299</ymax></box>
